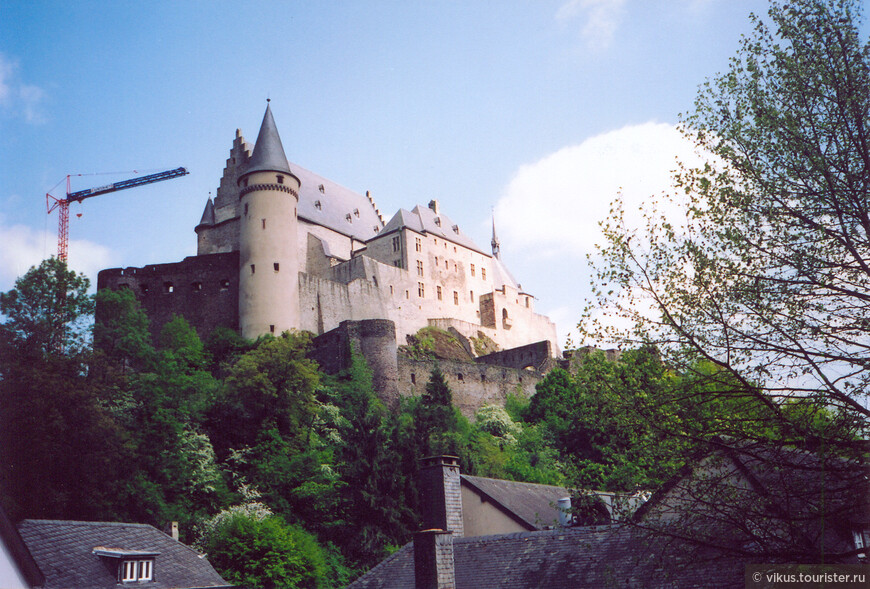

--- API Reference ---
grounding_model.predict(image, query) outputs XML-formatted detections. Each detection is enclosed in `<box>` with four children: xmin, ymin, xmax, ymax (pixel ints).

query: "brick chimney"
<box><xmin>414</xmin><ymin>529</ymin><xmax>455</xmax><ymax>589</ymax></box>
<box><xmin>418</xmin><ymin>455</ymin><xmax>463</xmax><ymax>536</ymax></box>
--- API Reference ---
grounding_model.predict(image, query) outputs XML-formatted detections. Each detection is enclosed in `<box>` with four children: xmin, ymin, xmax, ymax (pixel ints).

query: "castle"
<box><xmin>98</xmin><ymin>103</ymin><xmax>559</xmax><ymax>411</ymax></box>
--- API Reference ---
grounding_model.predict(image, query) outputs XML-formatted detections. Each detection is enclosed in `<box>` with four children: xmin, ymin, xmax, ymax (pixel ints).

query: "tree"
<box><xmin>203</xmin><ymin>512</ymin><xmax>327</xmax><ymax>589</ymax></box>
<box><xmin>0</xmin><ymin>257</ymin><xmax>93</xmax><ymax>355</ymax></box>
<box><xmin>584</xmin><ymin>0</ymin><xmax>869</xmax><ymax>559</ymax></box>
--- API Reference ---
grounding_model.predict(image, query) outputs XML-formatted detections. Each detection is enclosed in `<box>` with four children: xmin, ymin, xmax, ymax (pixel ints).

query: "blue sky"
<box><xmin>2</xmin><ymin>0</ymin><xmax>846</xmax><ymax>345</ymax></box>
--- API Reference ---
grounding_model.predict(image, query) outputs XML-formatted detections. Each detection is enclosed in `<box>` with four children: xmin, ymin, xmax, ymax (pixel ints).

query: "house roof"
<box><xmin>0</xmin><ymin>507</ymin><xmax>43</xmax><ymax>588</ymax></box>
<box><xmin>460</xmin><ymin>475</ymin><xmax>568</xmax><ymax>530</ymax></box>
<box><xmin>17</xmin><ymin>520</ymin><xmax>232</xmax><ymax>589</ymax></box>
<box><xmin>381</xmin><ymin>205</ymin><xmax>487</xmax><ymax>256</ymax></box>
<box><xmin>295</xmin><ymin>162</ymin><xmax>384</xmax><ymax>243</ymax></box>
<box><xmin>346</xmin><ymin>525</ymin><xmax>747</xmax><ymax>589</ymax></box>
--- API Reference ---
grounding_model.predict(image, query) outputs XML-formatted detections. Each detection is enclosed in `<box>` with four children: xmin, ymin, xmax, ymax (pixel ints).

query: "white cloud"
<box><xmin>557</xmin><ymin>0</ymin><xmax>627</xmax><ymax>50</ymax></box>
<box><xmin>0</xmin><ymin>222</ymin><xmax>117</xmax><ymax>292</ymax></box>
<box><xmin>494</xmin><ymin>121</ymin><xmax>711</xmax><ymax>346</ymax></box>
<box><xmin>495</xmin><ymin>121</ymin><xmax>705</xmax><ymax>258</ymax></box>
<box><xmin>0</xmin><ymin>53</ymin><xmax>46</xmax><ymax>124</ymax></box>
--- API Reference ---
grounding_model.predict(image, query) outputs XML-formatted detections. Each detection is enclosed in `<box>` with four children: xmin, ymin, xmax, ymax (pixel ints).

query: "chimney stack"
<box><xmin>418</xmin><ymin>455</ymin><xmax>463</xmax><ymax>537</ymax></box>
<box><xmin>414</xmin><ymin>530</ymin><xmax>455</xmax><ymax>589</ymax></box>
<box><xmin>428</xmin><ymin>199</ymin><xmax>440</xmax><ymax>214</ymax></box>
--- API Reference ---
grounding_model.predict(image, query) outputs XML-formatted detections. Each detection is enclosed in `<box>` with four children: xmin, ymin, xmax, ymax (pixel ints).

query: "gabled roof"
<box><xmin>461</xmin><ymin>475</ymin><xmax>567</xmax><ymax>530</ymax></box>
<box><xmin>346</xmin><ymin>525</ymin><xmax>747</xmax><ymax>588</ymax></box>
<box><xmin>17</xmin><ymin>520</ymin><xmax>232</xmax><ymax>589</ymax></box>
<box><xmin>381</xmin><ymin>205</ymin><xmax>487</xmax><ymax>255</ymax></box>
<box><xmin>242</xmin><ymin>102</ymin><xmax>293</xmax><ymax>177</ymax></box>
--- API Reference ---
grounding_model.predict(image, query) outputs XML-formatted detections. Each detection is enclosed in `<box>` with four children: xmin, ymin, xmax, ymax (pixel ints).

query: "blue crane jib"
<box><xmin>66</xmin><ymin>167</ymin><xmax>189</xmax><ymax>203</ymax></box>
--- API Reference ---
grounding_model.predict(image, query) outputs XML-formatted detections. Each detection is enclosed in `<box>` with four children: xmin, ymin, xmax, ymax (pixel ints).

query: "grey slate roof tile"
<box><xmin>18</xmin><ymin>520</ymin><xmax>232</xmax><ymax>589</ymax></box>
<box><xmin>346</xmin><ymin>525</ymin><xmax>748</xmax><ymax>588</ymax></box>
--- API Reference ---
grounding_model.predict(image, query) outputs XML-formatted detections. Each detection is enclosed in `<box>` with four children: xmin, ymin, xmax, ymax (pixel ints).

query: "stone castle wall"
<box><xmin>97</xmin><ymin>252</ymin><xmax>239</xmax><ymax>343</ymax></box>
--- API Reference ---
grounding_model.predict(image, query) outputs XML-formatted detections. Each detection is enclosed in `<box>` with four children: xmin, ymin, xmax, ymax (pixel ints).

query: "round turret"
<box><xmin>237</xmin><ymin>102</ymin><xmax>301</xmax><ymax>339</ymax></box>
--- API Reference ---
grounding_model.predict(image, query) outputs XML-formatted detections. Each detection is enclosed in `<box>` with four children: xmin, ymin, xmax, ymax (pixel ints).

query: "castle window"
<box><xmin>418</xmin><ymin>282</ymin><xmax>425</xmax><ymax>297</ymax></box>
<box><xmin>435</xmin><ymin>256</ymin><xmax>438</xmax><ymax>266</ymax></box>
<box><xmin>274</xmin><ymin>262</ymin><xmax>279</xmax><ymax>272</ymax></box>
<box><xmin>270</xmin><ymin>325</ymin><xmax>275</xmax><ymax>333</ymax></box>
<box><xmin>140</xmin><ymin>284</ymin><xmax>149</xmax><ymax>294</ymax></box>
<box><xmin>415</xmin><ymin>237</ymin><xmax>422</xmax><ymax>252</ymax></box>
<box><xmin>434</xmin><ymin>239</ymin><xmax>437</xmax><ymax>245</ymax></box>
<box><xmin>445</xmin><ymin>259</ymin><xmax>448</xmax><ymax>269</ymax></box>
<box><xmin>315</xmin><ymin>200</ymin><xmax>322</xmax><ymax>210</ymax></box>
<box><xmin>405</xmin><ymin>290</ymin><xmax>409</xmax><ymax>299</ymax></box>
<box><xmin>319</xmin><ymin>184</ymin><xmax>325</xmax><ymax>193</ymax></box>
<box><xmin>410</xmin><ymin>373</ymin><xmax>416</xmax><ymax>384</ymax></box>
<box><xmin>392</xmin><ymin>236</ymin><xmax>400</xmax><ymax>252</ymax></box>
<box><xmin>354</xmin><ymin>208</ymin><xmax>360</xmax><ymax>217</ymax></box>
<box><xmin>434</xmin><ymin>216</ymin><xmax>441</xmax><ymax>226</ymax></box>
<box><xmin>452</xmin><ymin>224</ymin><xmax>459</xmax><ymax>233</ymax></box>
<box><xmin>481</xmin><ymin>268</ymin><xmax>486</xmax><ymax>280</ymax></box>
<box><xmin>251</xmin><ymin>264</ymin><xmax>255</xmax><ymax>274</ymax></box>
<box><xmin>277</xmin><ymin>175</ymin><xmax>284</xmax><ymax>184</ymax></box>
<box><xmin>373</xmin><ymin>226</ymin><xmax>379</xmax><ymax>233</ymax></box>
<box><xmin>372</xmin><ymin>275</ymin><xmax>378</xmax><ymax>286</ymax></box>
<box><xmin>470</xmin><ymin>290</ymin><xmax>474</xmax><ymax>302</ymax></box>
<box><xmin>437</xmin><ymin>285</ymin><xmax>442</xmax><ymax>300</ymax></box>
<box><xmin>220</xmin><ymin>279</ymin><xmax>230</xmax><ymax>290</ymax></box>
<box><xmin>457</xmin><ymin>373</ymin><xmax>464</xmax><ymax>381</ymax></box>
<box><xmin>525</xmin><ymin>296</ymin><xmax>530</xmax><ymax>308</ymax></box>
<box><xmin>163</xmin><ymin>282</ymin><xmax>174</xmax><ymax>293</ymax></box>
<box><xmin>454</xmin><ymin>291</ymin><xmax>459</xmax><ymax>305</ymax></box>
<box><xmin>346</xmin><ymin>213</ymin><xmax>352</xmax><ymax>222</ymax></box>
<box><xmin>390</xmin><ymin>285</ymin><xmax>394</xmax><ymax>295</ymax></box>
<box><xmin>244</xmin><ymin>203</ymin><xmax>249</xmax><ymax>216</ymax></box>
<box><xmin>470</xmin><ymin>264</ymin><xmax>475</xmax><ymax>277</ymax></box>
<box><xmin>262</xmin><ymin>219</ymin><xmax>266</xmax><ymax>229</ymax></box>
<box><xmin>416</xmin><ymin>260</ymin><xmax>424</xmax><ymax>276</ymax></box>
<box><xmin>192</xmin><ymin>281</ymin><xmax>202</xmax><ymax>291</ymax></box>
<box><xmin>393</xmin><ymin>260</ymin><xmax>401</xmax><ymax>268</ymax></box>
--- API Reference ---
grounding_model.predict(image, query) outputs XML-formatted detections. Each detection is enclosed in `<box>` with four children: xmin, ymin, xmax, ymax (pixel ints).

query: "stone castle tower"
<box><xmin>237</xmin><ymin>102</ymin><xmax>301</xmax><ymax>339</ymax></box>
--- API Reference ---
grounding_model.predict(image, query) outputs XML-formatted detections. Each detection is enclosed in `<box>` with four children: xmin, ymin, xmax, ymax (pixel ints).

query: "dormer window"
<box><xmin>354</xmin><ymin>208</ymin><xmax>360</xmax><ymax>217</ymax></box>
<box><xmin>315</xmin><ymin>200</ymin><xmax>322</xmax><ymax>210</ymax></box>
<box><xmin>93</xmin><ymin>548</ymin><xmax>158</xmax><ymax>584</ymax></box>
<box><xmin>319</xmin><ymin>184</ymin><xmax>325</xmax><ymax>193</ymax></box>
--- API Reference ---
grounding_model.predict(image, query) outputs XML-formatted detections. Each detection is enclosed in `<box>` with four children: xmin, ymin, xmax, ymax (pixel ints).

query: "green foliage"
<box><xmin>204</xmin><ymin>513</ymin><xmax>327</xmax><ymax>589</ymax></box>
<box><xmin>0</xmin><ymin>257</ymin><xmax>93</xmax><ymax>355</ymax></box>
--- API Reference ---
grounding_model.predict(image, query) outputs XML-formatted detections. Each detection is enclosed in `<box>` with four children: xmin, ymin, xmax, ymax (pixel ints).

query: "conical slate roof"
<box><xmin>242</xmin><ymin>102</ymin><xmax>293</xmax><ymax>177</ymax></box>
<box><xmin>197</xmin><ymin>197</ymin><xmax>215</xmax><ymax>227</ymax></box>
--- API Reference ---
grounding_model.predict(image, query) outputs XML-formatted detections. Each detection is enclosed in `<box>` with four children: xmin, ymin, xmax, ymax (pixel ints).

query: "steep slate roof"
<box><xmin>346</xmin><ymin>525</ymin><xmax>747</xmax><ymax>588</ymax></box>
<box><xmin>0</xmin><ymin>507</ymin><xmax>43</xmax><ymax>587</ymax></box>
<box><xmin>461</xmin><ymin>475</ymin><xmax>567</xmax><ymax>530</ymax></box>
<box><xmin>294</xmin><ymin>162</ymin><xmax>384</xmax><ymax>243</ymax></box>
<box><xmin>381</xmin><ymin>206</ymin><xmax>487</xmax><ymax>255</ymax></box>
<box><xmin>18</xmin><ymin>520</ymin><xmax>231</xmax><ymax>589</ymax></box>
<box><xmin>242</xmin><ymin>102</ymin><xmax>294</xmax><ymax>177</ymax></box>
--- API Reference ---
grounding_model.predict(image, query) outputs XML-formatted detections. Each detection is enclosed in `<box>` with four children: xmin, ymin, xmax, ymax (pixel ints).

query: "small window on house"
<box><xmin>274</xmin><ymin>262</ymin><xmax>280</xmax><ymax>272</ymax></box>
<box><xmin>470</xmin><ymin>264</ymin><xmax>475</xmax><ymax>277</ymax></box>
<box><xmin>315</xmin><ymin>200</ymin><xmax>322</xmax><ymax>210</ymax></box>
<box><xmin>192</xmin><ymin>281</ymin><xmax>202</xmax><ymax>291</ymax></box>
<box><xmin>437</xmin><ymin>285</ymin><xmax>442</xmax><ymax>300</ymax></box>
<box><xmin>277</xmin><ymin>175</ymin><xmax>284</xmax><ymax>184</ymax></box>
<box><xmin>270</xmin><ymin>325</ymin><xmax>275</xmax><ymax>333</ymax></box>
<box><xmin>251</xmin><ymin>264</ymin><xmax>255</xmax><ymax>274</ymax></box>
<box><xmin>417</xmin><ymin>260</ymin><xmax>424</xmax><ymax>276</ymax></box>
<box><xmin>220</xmin><ymin>279</ymin><xmax>230</xmax><ymax>290</ymax></box>
<box><xmin>120</xmin><ymin>559</ymin><xmax>153</xmax><ymax>583</ymax></box>
<box><xmin>481</xmin><ymin>268</ymin><xmax>486</xmax><ymax>280</ymax></box>
<box><xmin>454</xmin><ymin>291</ymin><xmax>459</xmax><ymax>305</ymax></box>
<box><xmin>418</xmin><ymin>282</ymin><xmax>425</xmax><ymax>297</ymax></box>
<box><xmin>416</xmin><ymin>237</ymin><xmax>422</xmax><ymax>252</ymax></box>
<box><xmin>163</xmin><ymin>282</ymin><xmax>174</xmax><ymax>293</ymax></box>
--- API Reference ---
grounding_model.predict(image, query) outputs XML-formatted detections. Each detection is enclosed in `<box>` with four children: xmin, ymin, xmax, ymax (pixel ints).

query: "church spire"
<box><xmin>491</xmin><ymin>209</ymin><xmax>501</xmax><ymax>259</ymax></box>
<box><xmin>243</xmin><ymin>100</ymin><xmax>293</xmax><ymax>177</ymax></box>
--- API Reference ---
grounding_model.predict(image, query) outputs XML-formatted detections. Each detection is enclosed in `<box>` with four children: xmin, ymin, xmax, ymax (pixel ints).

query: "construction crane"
<box><xmin>46</xmin><ymin>167</ymin><xmax>189</xmax><ymax>262</ymax></box>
